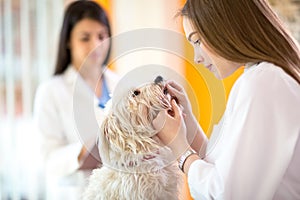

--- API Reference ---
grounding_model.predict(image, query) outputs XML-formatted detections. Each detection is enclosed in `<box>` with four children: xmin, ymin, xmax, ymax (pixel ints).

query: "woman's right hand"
<box><xmin>165</xmin><ymin>80</ymin><xmax>193</xmax><ymax>116</ymax></box>
<box><xmin>165</xmin><ymin>81</ymin><xmax>198</xmax><ymax>132</ymax></box>
<box><xmin>153</xmin><ymin>99</ymin><xmax>190</xmax><ymax>159</ymax></box>
<box><xmin>165</xmin><ymin>80</ymin><xmax>206</xmax><ymax>152</ymax></box>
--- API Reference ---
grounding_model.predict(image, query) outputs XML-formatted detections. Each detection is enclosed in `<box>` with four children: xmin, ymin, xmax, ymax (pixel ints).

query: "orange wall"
<box><xmin>94</xmin><ymin>0</ymin><xmax>111</xmax><ymax>14</ymax></box>
<box><xmin>222</xmin><ymin>67</ymin><xmax>244</xmax><ymax>100</ymax></box>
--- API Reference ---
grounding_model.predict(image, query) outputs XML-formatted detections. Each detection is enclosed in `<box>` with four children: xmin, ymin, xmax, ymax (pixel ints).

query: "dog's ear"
<box><xmin>100</xmin><ymin>112</ymin><xmax>131</xmax><ymax>154</ymax></box>
<box><xmin>99</xmin><ymin>113</ymin><xmax>127</xmax><ymax>163</ymax></box>
<box><xmin>97</xmin><ymin>115</ymin><xmax>112</xmax><ymax>164</ymax></box>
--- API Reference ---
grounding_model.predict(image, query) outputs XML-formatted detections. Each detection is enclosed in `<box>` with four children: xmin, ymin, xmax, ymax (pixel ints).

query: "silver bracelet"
<box><xmin>178</xmin><ymin>149</ymin><xmax>197</xmax><ymax>172</ymax></box>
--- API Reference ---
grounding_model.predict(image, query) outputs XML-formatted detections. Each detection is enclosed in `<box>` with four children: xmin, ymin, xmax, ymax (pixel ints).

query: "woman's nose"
<box><xmin>91</xmin><ymin>38</ymin><xmax>101</xmax><ymax>49</ymax></box>
<box><xmin>194</xmin><ymin>56</ymin><xmax>204</xmax><ymax>64</ymax></box>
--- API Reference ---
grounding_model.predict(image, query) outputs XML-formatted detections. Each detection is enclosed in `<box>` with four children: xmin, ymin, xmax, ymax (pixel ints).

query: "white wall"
<box><xmin>110</xmin><ymin>0</ymin><xmax>186</xmax><ymax>80</ymax></box>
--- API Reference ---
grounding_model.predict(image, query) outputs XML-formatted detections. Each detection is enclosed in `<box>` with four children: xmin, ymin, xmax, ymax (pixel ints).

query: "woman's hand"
<box><xmin>165</xmin><ymin>81</ymin><xmax>206</xmax><ymax>152</ymax></box>
<box><xmin>165</xmin><ymin>80</ymin><xmax>193</xmax><ymax>116</ymax></box>
<box><xmin>153</xmin><ymin>99</ymin><xmax>190</xmax><ymax>159</ymax></box>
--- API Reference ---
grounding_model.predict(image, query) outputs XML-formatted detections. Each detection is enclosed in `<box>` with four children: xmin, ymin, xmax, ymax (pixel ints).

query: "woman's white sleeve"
<box><xmin>188</xmin><ymin>70</ymin><xmax>300</xmax><ymax>200</ymax></box>
<box><xmin>34</xmin><ymin>84</ymin><xmax>82</xmax><ymax>177</ymax></box>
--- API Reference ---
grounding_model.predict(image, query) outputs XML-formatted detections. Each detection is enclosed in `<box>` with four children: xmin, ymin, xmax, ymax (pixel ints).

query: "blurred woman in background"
<box><xmin>34</xmin><ymin>1</ymin><xmax>118</xmax><ymax>199</ymax></box>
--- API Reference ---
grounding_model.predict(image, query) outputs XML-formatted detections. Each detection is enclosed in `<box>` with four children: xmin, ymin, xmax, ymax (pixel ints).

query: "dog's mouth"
<box><xmin>163</xmin><ymin>87</ymin><xmax>179</xmax><ymax>117</ymax></box>
<box><xmin>154</xmin><ymin>75</ymin><xmax>179</xmax><ymax>117</ymax></box>
<box><xmin>163</xmin><ymin>85</ymin><xmax>179</xmax><ymax>117</ymax></box>
<box><xmin>154</xmin><ymin>76</ymin><xmax>179</xmax><ymax>102</ymax></box>
<box><xmin>163</xmin><ymin>87</ymin><xmax>179</xmax><ymax>104</ymax></box>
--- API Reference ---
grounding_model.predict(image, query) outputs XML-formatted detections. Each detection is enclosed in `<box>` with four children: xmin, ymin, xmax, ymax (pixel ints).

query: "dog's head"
<box><xmin>98</xmin><ymin>76</ymin><xmax>178</xmax><ymax>164</ymax></box>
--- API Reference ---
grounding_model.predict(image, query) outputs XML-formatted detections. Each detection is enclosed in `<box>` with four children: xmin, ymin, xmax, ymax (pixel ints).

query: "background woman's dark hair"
<box><xmin>54</xmin><ymin>0</ymin><xmax>111</xmax><ymax>75</ymax></box>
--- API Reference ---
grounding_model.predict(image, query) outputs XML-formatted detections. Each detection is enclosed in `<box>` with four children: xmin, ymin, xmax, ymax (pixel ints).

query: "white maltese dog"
<box><xmin>83</xmin><ymin>76</ymin><xmax>181</xmax><ymax>200</ymax></box>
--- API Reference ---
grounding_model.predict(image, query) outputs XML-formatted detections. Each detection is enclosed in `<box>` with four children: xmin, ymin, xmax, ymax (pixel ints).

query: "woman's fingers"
<box><xmin>152</xmin><ymin>110</ymin><xmax>167</xmax><ymax>132</ymax></box>
<box><xmin>165</xmin><ymin>81</ymin><xmax>186</xmax><ymax>103</ymax></box>
<box><xmin>166</xmin><ymin>84</ymin><xmax>180</xmax><ymax>97</ymax></box>
<box><xmin>166</xmin><ymin>80</ymin><xmax>184</xmax><ymax>92</ymax></box>
<box><xmin>170</xmin><ymin>99</ymin><xmax>183</xmax><ymax>120</ymax></box>
<box><xmin>153</xmin><ymin>100</ymin><xmax>183</xmax><ymax>132</ymax></box>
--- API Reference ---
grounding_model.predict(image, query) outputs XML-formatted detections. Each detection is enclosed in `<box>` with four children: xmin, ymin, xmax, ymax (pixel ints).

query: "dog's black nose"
<box><xmin>154</xmin><ymin>76</ymin><xmax>164</xmax><ymax>84</ymax></box>
<box><xmin>132</xmin><ymin>89</ymin><xmax>140</xmax><ymax>97</ymax></box>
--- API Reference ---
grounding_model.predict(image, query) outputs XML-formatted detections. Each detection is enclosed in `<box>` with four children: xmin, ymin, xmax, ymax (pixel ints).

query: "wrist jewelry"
<box><xmin>178</xmin><ymin>149</ymin><xmax>197</xmax><ymax>172</ymax></box>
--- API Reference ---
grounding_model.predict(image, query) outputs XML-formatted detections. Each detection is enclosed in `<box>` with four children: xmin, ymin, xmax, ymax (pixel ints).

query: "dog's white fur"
<box><xmin>83</xmin><ymin>78</ymin><xmax>181</xmax><ymax>200</ymax></box>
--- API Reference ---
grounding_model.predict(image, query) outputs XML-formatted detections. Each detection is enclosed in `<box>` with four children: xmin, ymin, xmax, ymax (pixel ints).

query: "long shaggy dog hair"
<box><xmin>83</xmin><ymin>76</ymin><xmax>181</xmax><ymax>200</ymax></box>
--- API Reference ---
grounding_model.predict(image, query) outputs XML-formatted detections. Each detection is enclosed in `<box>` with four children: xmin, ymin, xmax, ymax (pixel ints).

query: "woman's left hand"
<box><xmin>153</xmin><ymin>99</ymin><xmax>190</xmax><ymax>158</ymax></box>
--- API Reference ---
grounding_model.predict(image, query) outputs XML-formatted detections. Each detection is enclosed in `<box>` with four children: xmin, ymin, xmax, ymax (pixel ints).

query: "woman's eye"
<box><xmin>194</xmin><ymin>39</ymin><xmax>201</xmax><ymax>45</ymax></box>
<box><xmin>99</xmin><ymin>33</ymin><xmax>108</xmax><ymax>41</ymax></box>
<box><xmin>81</xmin><ymin>37</ymin><xmax>89</xmax><ymax>42</ymax></box>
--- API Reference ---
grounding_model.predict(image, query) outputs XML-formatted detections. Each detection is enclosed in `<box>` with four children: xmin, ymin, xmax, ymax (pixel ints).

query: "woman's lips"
<box><xmin>206</xmin><ymin>64</ymin><xmax>213</xmax><ymax>71</ymax></box>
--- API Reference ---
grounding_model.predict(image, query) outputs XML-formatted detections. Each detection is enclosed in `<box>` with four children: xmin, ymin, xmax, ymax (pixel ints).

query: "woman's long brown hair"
<box><xmin>180</xmin><ymin>0</ymin><xmax>300</xmax><ymax>84</ymax></box>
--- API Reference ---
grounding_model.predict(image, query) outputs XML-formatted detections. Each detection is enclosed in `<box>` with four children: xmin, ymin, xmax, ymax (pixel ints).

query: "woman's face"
<box><xmin>183</xmin><ymin>17</ymin><xmax>242</xmax><ymax>79</ymax></box>
<box><xmin>69</xmin><ymin>18</ymin><xmax>110</xmax><ymax>71</ymax></box>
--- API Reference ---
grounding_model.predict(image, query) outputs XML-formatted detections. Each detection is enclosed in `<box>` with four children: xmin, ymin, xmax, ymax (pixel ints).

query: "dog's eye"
<box><xmin>132</xmin><ymin>90</ymin><xmax>140</xmax><ymax>97</ymax></box>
